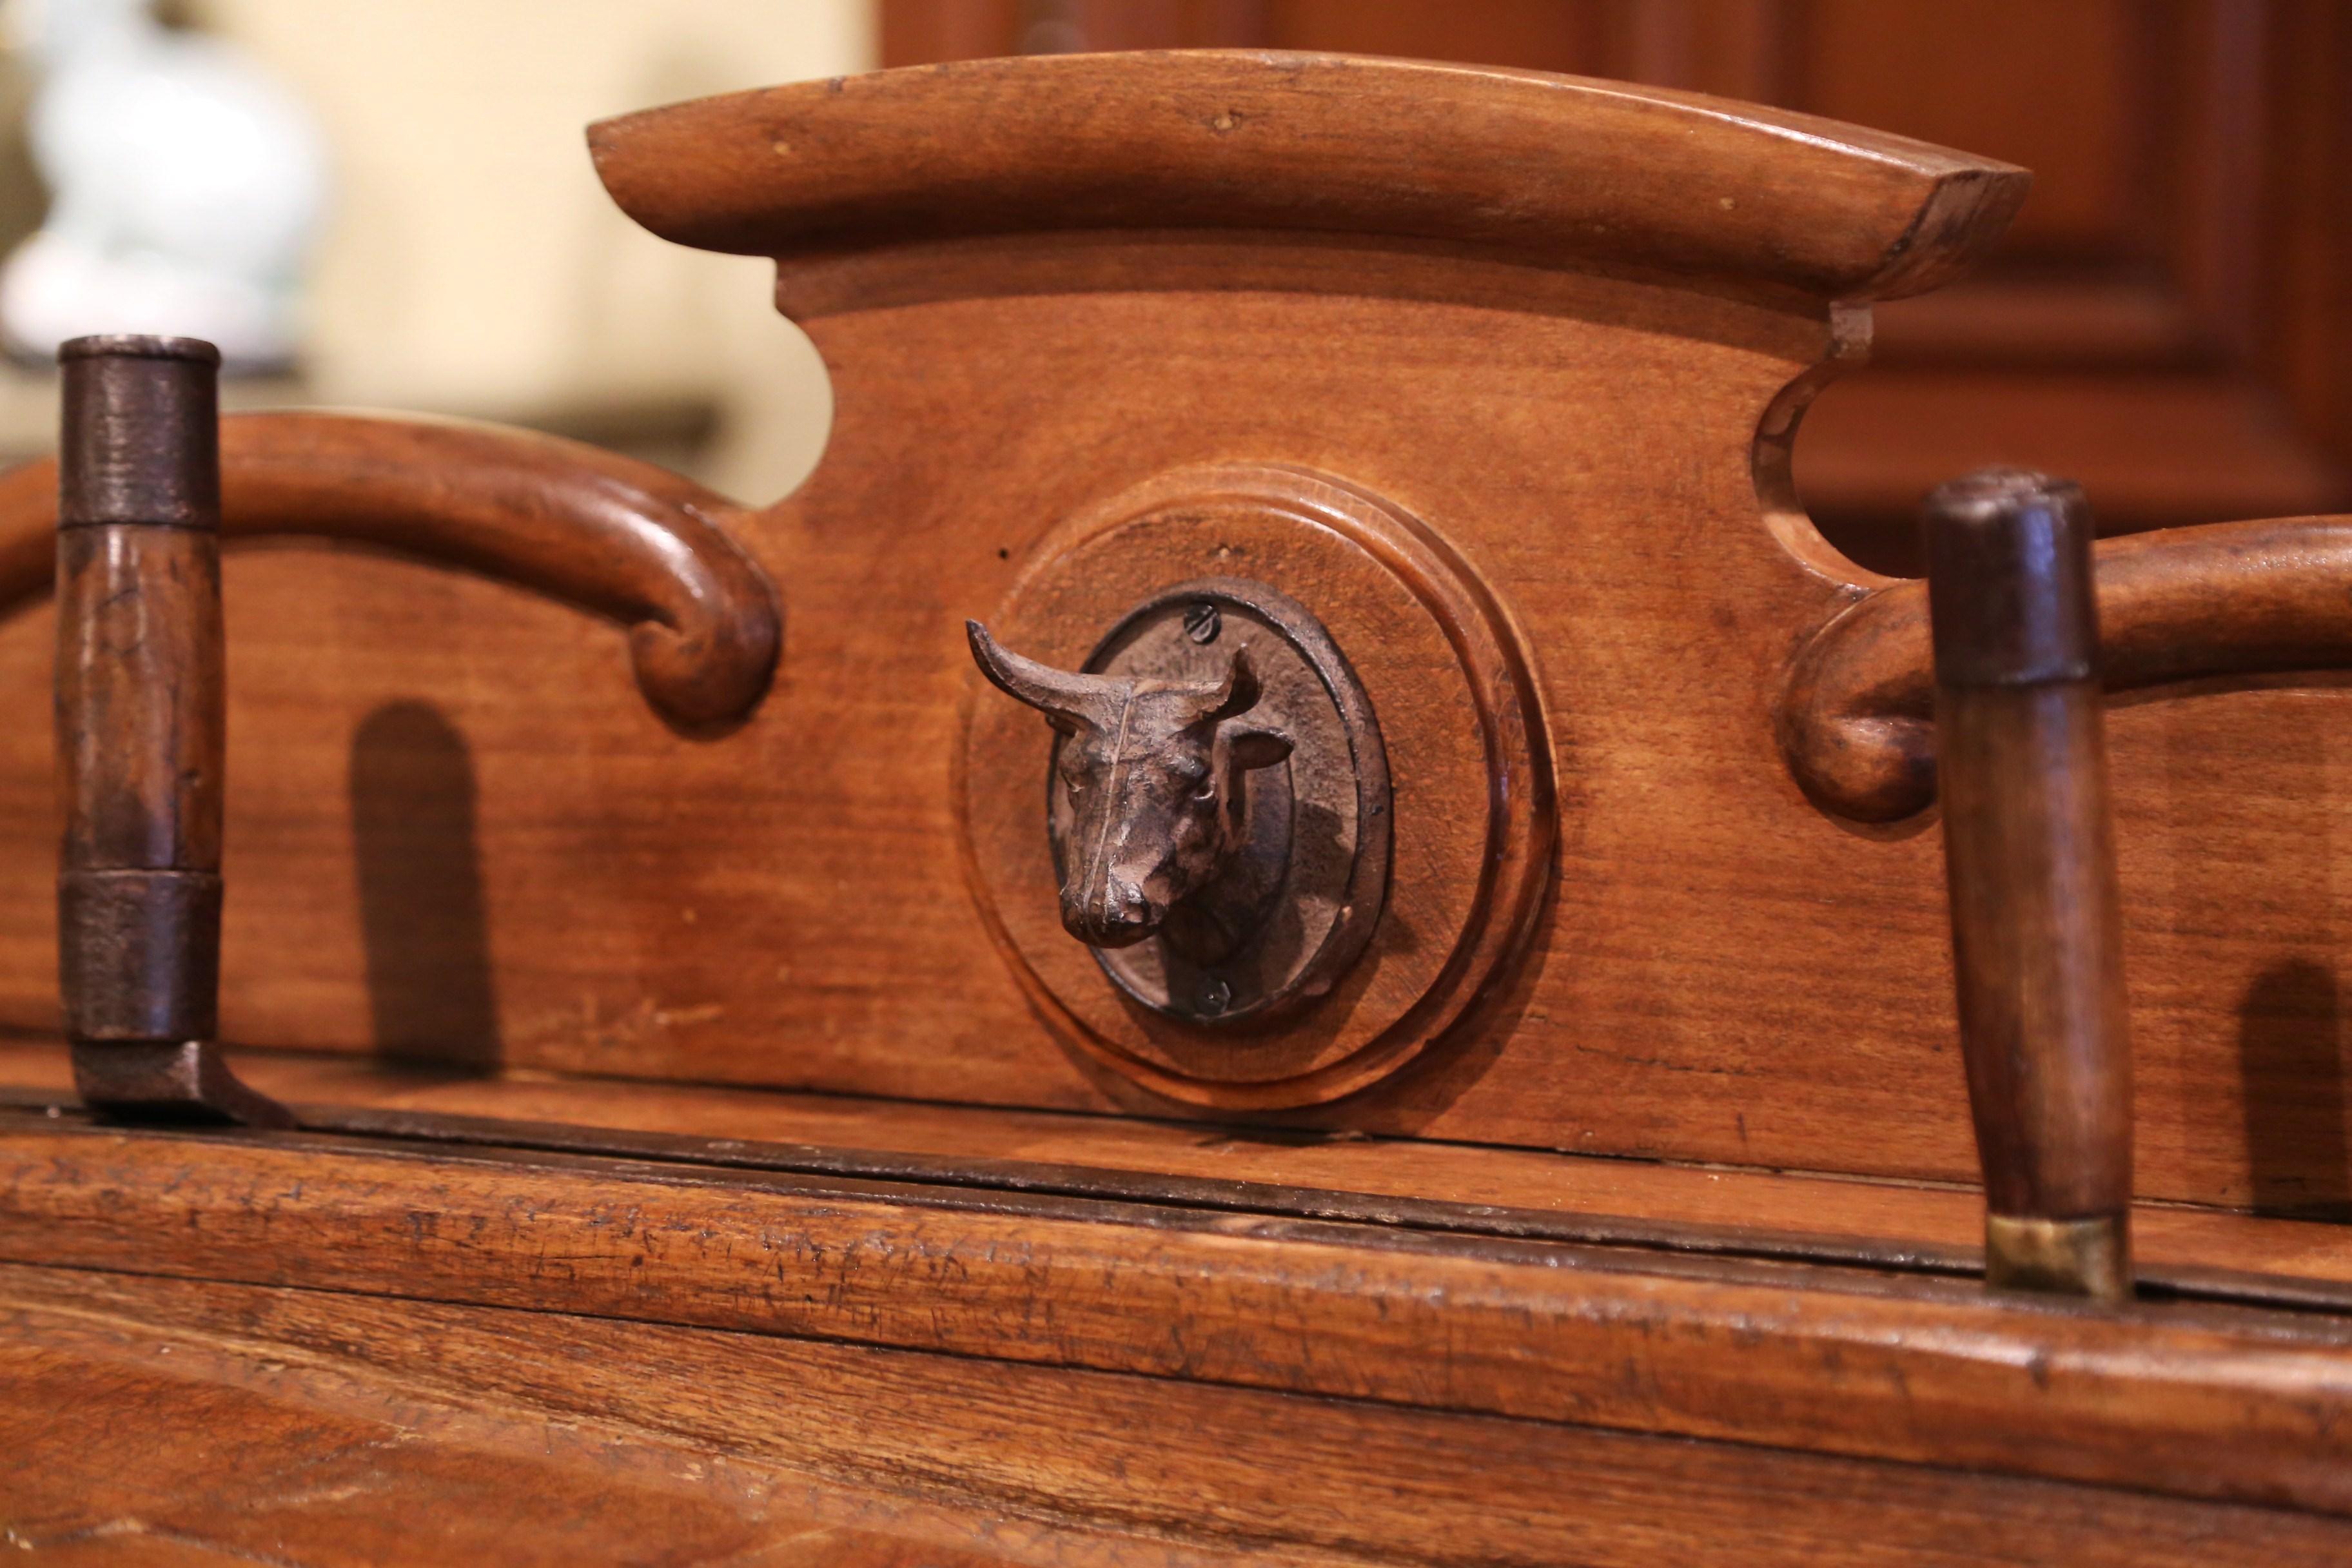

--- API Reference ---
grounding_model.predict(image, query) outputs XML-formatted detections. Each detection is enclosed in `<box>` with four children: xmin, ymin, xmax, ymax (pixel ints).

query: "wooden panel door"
<box><xmin>881</xmin><ymin>0</ymin><xmax>2352</xmax><ymax>574</ymax></box>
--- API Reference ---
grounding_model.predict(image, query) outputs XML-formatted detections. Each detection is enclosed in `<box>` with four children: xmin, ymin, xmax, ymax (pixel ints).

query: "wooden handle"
<box><xmin>56</xmin><ymin>336</ymin><xmax>287</xmax><ymax>1126</ymax></box>
<box><xmin>1784</xmin><ymin>511</ymin><xmax>2352</xmax><ymax>821</ymax></box>
<box><xmin>1925</xmin><ymin>469</ymin><xmax>2131</xmax><ymax>1299</ymax></box>
<box><xmin>0</xmin><ymin>410</ymin><xmax>779</xmax><ymax>729</ymax></box>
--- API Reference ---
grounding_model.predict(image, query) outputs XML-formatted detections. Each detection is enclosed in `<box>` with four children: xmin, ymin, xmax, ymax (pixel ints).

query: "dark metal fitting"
<box><xmin>58</xmin><ymin>335</ymin><xmax>224</xmax><ymax>531</ymax></box>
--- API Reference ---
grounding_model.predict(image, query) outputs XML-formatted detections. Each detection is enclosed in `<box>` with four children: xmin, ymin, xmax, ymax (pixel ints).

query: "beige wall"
<box><xmin>190</xmin><ymin>0</ymin><xmax>876</xmax><ymax>501</ymax></box>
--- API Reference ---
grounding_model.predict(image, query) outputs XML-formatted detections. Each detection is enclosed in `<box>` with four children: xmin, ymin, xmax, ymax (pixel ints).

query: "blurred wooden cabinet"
<box><xmin>885</xmin><ymin>0</ymin><xmax>2352</xmax><ymax>574</ymax></box>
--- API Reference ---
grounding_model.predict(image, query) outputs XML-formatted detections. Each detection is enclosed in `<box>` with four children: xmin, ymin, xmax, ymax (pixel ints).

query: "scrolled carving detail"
<box><xmin>1781</xmin><ymin>513</ymin><xmax>2352</xmax><ymax>823</ymax></box>
<box><xmin>0</xmin><ymin>410</ymin><xmax>781</xmax><ymax>730</ymax></box>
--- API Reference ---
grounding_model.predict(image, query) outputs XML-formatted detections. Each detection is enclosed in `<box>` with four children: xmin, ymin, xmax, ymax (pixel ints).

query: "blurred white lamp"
<box><xmin>1</xmin><ymin>0</ymin><xmax>326</xmax><ymax>369</ymax></box>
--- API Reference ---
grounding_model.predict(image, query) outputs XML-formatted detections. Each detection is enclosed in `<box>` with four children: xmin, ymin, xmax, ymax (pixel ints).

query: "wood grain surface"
<box><xmin>588</xmin><ymin>51</ymin><xmax>2026</xmax><ymax>304</ymax></box>
<box><xmin>12</xmin><ymin>1262</ymin><xmax>2347</xmax><ymax>1567</ymax></box>
<box><xmin>8</xmin><ymin>1041</ymin><xmax>2350</xmax><ymax>1290</ymax></box>
<box><xmin>0</xmin><ymin>55</ymin><xmax>2334</xmax><ymax>1217</ymax></box>
<box><xmin>9</xmin><ymin>1108</ymin><xmax>2352</xmax><ymax>1514</ymax></box>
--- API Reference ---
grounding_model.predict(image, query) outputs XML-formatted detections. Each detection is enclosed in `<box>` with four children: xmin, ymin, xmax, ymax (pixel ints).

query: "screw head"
<box><xmin>1183</xmin><ymin>602</ymin><xmax>1222</xmax><ymax>644</ymax></box>
<box><xmin>1197</xmin><ymin>977</ymin><xmax>1231</xmax><ymax>1016</ymax></box>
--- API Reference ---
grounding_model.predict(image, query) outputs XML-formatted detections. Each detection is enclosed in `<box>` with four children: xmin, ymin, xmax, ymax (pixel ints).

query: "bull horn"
<box><xmin>1197</xmin><ymin>646</ymin><xmax>1264</xmax><ymax>725</ymax></box>
<box><xmin>967</xmin><ymin>622</ymin><xmax>1115</xmax><ymax>731</ymax></box>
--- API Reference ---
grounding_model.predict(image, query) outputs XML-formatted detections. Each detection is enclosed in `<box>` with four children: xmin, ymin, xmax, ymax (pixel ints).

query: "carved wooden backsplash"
<box><xmin>0</xmin><ymin>54</ymin><xmax>2340</xmax><ymax>1220</ymax></box>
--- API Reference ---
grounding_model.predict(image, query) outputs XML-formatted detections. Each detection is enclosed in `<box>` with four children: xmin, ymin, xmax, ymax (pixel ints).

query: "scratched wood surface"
<box><xmin>9</xmin><ymin>1039</ymin><xmax>2352</xmax><ymax>1288</ymax></box>
<box><xmin>0</xmin><ymin>55</ymin><xmax>2339</xmax><ymax>1213</ymax></box>
<box><xmin>11</xmin><ymin>1106</ymin><xmax>2352</xmax><ymax>1514</ymax></box>
<box><xmin>14</xmin><ymin>1263</ymin><xmax>2349</xmax><ymax>1567</ymax></box>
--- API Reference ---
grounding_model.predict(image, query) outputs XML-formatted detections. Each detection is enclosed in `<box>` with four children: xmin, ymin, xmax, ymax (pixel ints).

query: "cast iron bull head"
<box><xmin>968</xmin><ymin>621</ymin><xmax>1294</xmax><ymax>949</ymax></box>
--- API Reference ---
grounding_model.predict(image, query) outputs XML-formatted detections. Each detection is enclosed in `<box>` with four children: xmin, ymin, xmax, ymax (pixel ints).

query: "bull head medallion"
<box><xmin>967</xmin><ymin>623</ymin><xmax>1294</xmax><ymax>948</ymax></box>
<box><xmin>966</xmin><ymin>577</ymin><xmax>1391</xmax><ymax>1027</ymax></box>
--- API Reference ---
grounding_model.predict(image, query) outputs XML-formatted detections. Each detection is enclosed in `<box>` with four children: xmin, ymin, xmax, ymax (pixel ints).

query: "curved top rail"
<box><xmin>0</xmin><ymin>410</ymin><xmax>780</xmax><ymax>730</ymax></box>
<box><xmin>589</xmin><ymin>50</ymin><xmax>2028</xmax><ymax>305</ymax></box>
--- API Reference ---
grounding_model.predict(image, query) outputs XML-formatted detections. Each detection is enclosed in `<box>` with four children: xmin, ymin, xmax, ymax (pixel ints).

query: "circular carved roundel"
<box><xmin>960</xmin><ymin>464</ymin><xmax>1554</xmax><ymax>1108</ymax></box>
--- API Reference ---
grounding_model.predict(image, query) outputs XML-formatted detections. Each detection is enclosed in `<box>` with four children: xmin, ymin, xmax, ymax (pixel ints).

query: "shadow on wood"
<box><xmin>2238</xmin><ymin>958</ymin><xmax>2351</xmax><ymax>1220</ymax></box>
<box><xmin>350</xmin><ymin>701</ymin><xmax>498</xmax><ymax>1071</ymax></box>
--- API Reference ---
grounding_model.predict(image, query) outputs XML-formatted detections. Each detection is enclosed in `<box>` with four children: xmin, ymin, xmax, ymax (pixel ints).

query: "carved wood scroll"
<box><xmin>0</xmin><ymin>411</ymin><xmax>779</xmax><ymax>729</ymax></box>
<box><xmin>1783</xmin><ymin>514</ymin><xmax>2352</xmax><ymax>823</ymax></box>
